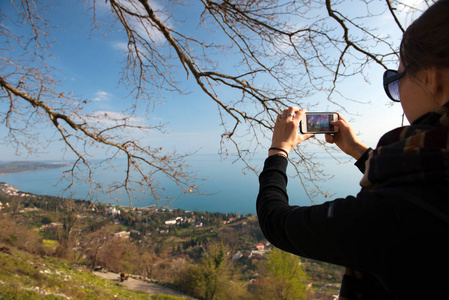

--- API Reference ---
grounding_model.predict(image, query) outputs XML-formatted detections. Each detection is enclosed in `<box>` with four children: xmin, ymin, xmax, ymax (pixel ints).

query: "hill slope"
<box><xmin>0</xmin><ymin>248</ymin><xmax>187</xmax><ymax>299</ymax></box>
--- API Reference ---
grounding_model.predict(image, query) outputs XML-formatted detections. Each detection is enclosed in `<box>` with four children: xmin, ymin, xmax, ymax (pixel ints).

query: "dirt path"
<box><xmin>94</xmin><ymin>271</ymin><xmax>195</xmax><ymax>299</ymax></box>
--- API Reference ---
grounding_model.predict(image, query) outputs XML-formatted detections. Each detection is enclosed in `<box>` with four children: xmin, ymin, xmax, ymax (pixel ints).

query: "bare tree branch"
<box><xmin>0</xmin><ymin>0</ymin><xmax>422</xmax><ymax>204</ymax></box>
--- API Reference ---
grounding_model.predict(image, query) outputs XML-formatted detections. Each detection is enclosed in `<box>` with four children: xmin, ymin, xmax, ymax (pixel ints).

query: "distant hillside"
<box><xmin>0</xmin><ymin>192</ymin><xmax>342</xmax><ymax>299</ymax></box>
<box><xmin>0</xmin><ymin>161</ymin><xmax>69</xmax><ymax>175</ymax></box>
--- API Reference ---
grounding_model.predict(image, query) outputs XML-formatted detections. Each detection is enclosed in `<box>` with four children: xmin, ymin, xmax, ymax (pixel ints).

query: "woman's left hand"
<box><xmin>270</xmin><ymin>107</ymin><xmax>314</xmax><ymax>156</ymax></box>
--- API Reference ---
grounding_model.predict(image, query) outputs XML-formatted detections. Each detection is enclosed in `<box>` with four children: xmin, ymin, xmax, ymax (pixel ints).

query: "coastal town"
<box><xmin>0</xmin><ymin>183</ymin><xmax>33</xmax><ymax>210</ymax></box>
<box><xmin>0</xmin><ymin>181</ymin><xmax>342</xmax><ymax>299</ymax></box>
<box><xmin>0</xmin><ymin>182</ymin><xmax>270</xmax><ymax>257</ymax></box>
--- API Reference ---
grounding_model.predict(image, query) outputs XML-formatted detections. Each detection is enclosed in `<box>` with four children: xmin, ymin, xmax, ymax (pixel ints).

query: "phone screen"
<box><xmin>306</xmin><ymin>114</ymin><xmax>335</xmax><ymax>132</ymax></box>
<box><xmin>300</xmin><ymin>113</ymin><xmax>338</xmax><ymax>134</ymax></box>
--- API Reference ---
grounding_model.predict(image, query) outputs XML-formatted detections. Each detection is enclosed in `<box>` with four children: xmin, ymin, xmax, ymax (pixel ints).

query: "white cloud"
<box><xmin>92</xmin><ymin>90</ymin><xmax>112</xmax><ymax>101</ymax></box>
<box><xmin>111</xmin><ymin>41</ymin><xmax>128</xmax><ymax>52</ymax></box>
<box><xmin>110</xmin><ymin>0</ymin><xmax>172</xmax><ymax>51</ymax></box>
<box><xmin>89</xmin><ymin>110</ymin><xmax>144</xmax><ymax>125</ymax></box>
<box><xmin>394</xmin><ymin>0</ymin><xmax>430</xmax><ymax>26</ymax></box>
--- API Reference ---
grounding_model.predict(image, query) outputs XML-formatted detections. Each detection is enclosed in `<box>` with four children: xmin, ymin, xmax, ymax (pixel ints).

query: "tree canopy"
<box><xmin>0</xmin><ymin>0</ymin><xmax>431</xmax><ymax>206</ymax></box>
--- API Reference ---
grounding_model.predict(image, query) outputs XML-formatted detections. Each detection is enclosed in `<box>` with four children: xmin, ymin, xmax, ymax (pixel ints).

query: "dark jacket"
<box><xmin>257</xmin><ymin>153</ymin><xmax>449</xmax><ymax>299</ymax></box>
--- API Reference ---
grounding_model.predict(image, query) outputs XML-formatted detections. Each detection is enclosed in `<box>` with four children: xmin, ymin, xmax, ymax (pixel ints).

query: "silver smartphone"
<box><xmin>299</xmin><ymin>112</ymin><xmax>339</xmax><ymax>134</ymax></box>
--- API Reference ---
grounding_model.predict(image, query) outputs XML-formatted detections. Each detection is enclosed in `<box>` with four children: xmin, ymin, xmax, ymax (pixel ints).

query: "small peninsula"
<box><xmin>0</xmin><ymin>161</ymin><xmax>69</xmax><ymax>175</ymax></box>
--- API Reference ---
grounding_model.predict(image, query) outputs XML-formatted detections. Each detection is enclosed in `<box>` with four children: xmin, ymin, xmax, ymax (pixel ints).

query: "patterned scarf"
<box><xmin>361</xmin><ymin>101</ymin><xmax>449</xmax><ymax>190</ymax></box>
<box><xmin>339</xmin><ymin>101</ymin><xmax>449</xmax><ymax>300</ymax></box>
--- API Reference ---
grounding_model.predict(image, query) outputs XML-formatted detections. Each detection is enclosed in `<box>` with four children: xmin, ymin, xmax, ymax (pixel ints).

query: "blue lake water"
<box><xmin>0</xmin><ymin>154</ymin><xmax>362</xmax><ymax>214</ymax></box>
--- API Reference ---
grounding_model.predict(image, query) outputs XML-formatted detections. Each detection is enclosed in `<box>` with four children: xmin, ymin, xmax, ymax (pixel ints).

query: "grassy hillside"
<box><xmin>0</xmin><ymin>191</ymin><xmax>342</xmax><ymax>299</ymax></box>
<box><xmin>0</xmin><ymin>248</ymin><xmax>184</xmax><ymax>300</ymax></box>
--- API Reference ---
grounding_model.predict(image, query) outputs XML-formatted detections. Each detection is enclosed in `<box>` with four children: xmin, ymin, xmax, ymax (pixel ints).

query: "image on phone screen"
<box><xmin>307</xmin><ymin>114</ymin><xmax>334</xmax><ymax>132</ymax></box>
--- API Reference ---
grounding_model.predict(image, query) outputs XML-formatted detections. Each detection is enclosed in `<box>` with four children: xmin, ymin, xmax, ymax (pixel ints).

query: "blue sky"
<box><xmin>0</xmin><ymin>0</ymin><xmax>430</xmax><ymax>209</ymax></box>
<box><xmin>0</xmin><ymin>1</ymin><xmax>224</xmax><ymax>160</ymax></box>
<box><xmin>0</xmin><ymin>0</ymin><xmax>421</xmax><ymax>164</ymax></box>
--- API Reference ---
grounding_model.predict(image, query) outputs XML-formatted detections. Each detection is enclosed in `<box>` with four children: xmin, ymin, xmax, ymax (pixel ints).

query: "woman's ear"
<box><xmin>425</xmin><ymin>66</ymin><xmax>438</xmax><ymax>94</ymax></box>
<box><xmin>425</xmin><ymin>66</ymin><xmax>449</xmax><ymax>106</ymax></box>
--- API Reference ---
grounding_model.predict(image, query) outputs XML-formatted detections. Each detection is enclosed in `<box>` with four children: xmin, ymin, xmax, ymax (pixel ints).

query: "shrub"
<box><xmin>0</xmin><ymin>214</ymin><xmax>44</xmax><ymax>255</ymax></box>
<box><xmin>41</xmin><ymin>216</ymin><xmax>52</xmax><ymax>225</ymax></box>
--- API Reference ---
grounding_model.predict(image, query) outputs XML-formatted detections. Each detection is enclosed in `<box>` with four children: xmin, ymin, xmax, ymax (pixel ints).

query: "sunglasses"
<box><xmin>383</xmin><ymin>69</ymin><xmax>407</xmax><ymax>102</ymax></box>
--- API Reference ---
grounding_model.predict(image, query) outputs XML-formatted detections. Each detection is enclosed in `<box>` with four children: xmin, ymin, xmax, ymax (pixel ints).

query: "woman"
<box><xmin>257</xmin><ymin>1</ymin><xmax>449</xmax><ymax>299</ymax></box>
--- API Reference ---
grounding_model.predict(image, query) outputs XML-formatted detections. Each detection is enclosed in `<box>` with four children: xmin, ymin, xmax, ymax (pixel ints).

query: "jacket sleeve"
<box><xmin>256</xmin><ymin>154</ymin><xmax>400</xmax><ymax>268</ymax></box>
<box><xmin>354</xmin><ymin>147</ymin><xmax>373</xmax><ymax>174</ymax></box>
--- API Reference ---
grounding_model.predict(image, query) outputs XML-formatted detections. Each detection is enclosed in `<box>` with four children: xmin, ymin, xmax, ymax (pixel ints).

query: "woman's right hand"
<box><xmin>325</xmin><ymin>113</ymin><xmax>369</xmax><ymax>160</ymax></box>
